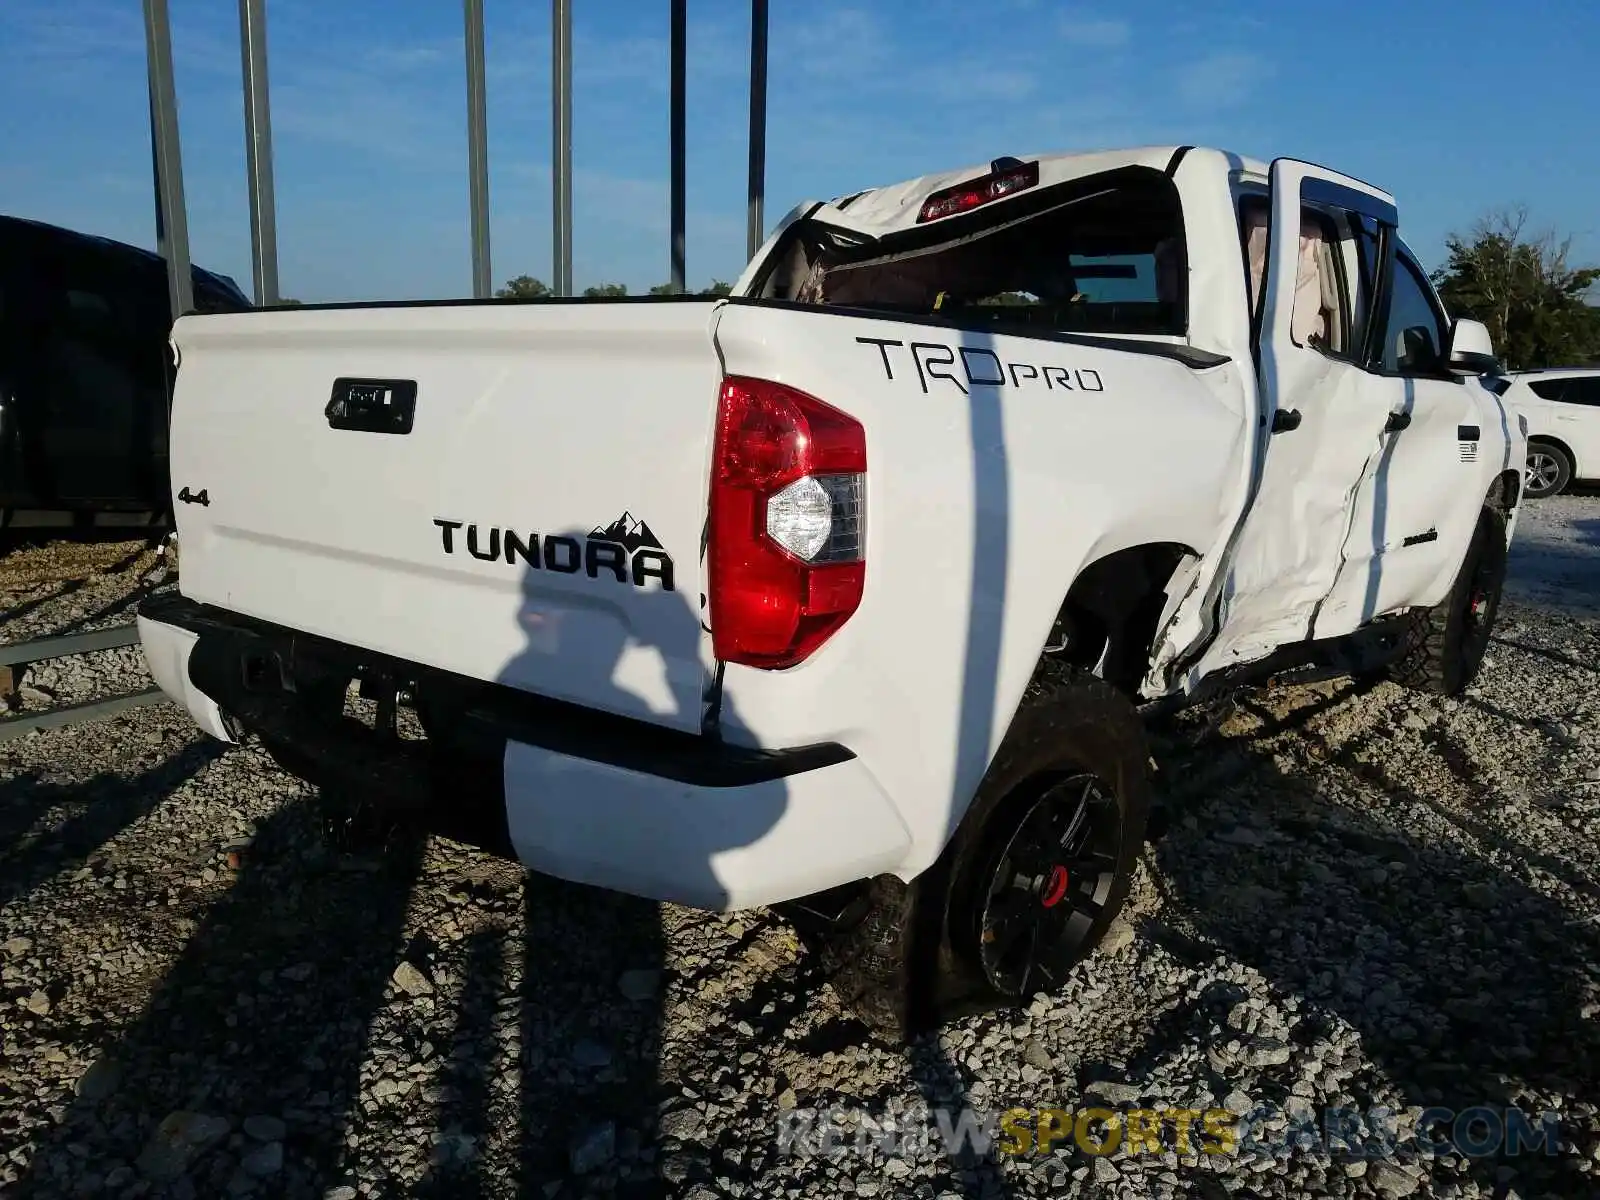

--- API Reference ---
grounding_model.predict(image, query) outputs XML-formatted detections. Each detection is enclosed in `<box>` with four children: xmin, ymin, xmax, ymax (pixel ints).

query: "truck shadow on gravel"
<box><xmin>16</xmin><ymin>535</ymin><xmax>791</xmax><ymax>1198</ymax></box>
<box><xmin>0</xmin><ymin>740</ymin><xmax>224</xmax><ymax>909</ymax></box>
<box><xmin>1141</xmin><ymin>679</ymin><xmax>1597</xmax><ymax>1197</ymax></box>
<box><xmin>12</xmin><ymin>790</ymin><xmax>431</xmax><ymax>1198</ymax></box>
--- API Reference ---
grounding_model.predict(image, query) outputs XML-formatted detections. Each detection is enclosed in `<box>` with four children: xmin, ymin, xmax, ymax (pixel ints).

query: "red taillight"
<box><xmin>917</xmin><ymin>160</ymin><xmax>1039</xmax><ymax>223</ymax></box>
<box><xmin>708</xmin><ymin>376</ymin><xmax>866</xmax><ymax>670</ymax></box>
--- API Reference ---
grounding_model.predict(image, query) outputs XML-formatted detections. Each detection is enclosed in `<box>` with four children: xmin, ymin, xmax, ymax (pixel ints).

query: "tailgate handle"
<box><xmin>326</xmin><ymin>378</ymin><xmax>417</xmax><ymax>435</ymax></box>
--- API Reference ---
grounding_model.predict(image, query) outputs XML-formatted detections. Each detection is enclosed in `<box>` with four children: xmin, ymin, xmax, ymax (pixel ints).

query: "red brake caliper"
<box><xmin>1041</xmin><ymin>865</ymin><xmax>1070</xmax><ymax>908</ymax></box>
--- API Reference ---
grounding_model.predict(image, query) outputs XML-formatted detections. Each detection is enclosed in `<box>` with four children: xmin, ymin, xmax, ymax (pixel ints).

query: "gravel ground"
<box><xmin>2</xmin><ymin>499</ymin><xmax>1598</xmax><ymax>1199</ymax></box>
<box><xmin>1505</xmin><ymin>489</ymin><xmax>1600</xmax><ymax>618</ymax></box>
<box><xmin>0</xmin><ymin>535</ymin><xmax>170</xmax><ymax>644</ymax></box>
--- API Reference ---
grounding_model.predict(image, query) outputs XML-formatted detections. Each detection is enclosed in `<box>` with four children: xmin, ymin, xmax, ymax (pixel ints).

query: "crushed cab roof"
<box><xmin>815</xmin><ymin>146</ymin><xmax>1269</xmax><ymax>237</ymax></box>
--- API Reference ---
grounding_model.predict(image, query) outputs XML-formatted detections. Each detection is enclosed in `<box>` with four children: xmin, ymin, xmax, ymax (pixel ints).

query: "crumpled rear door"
<box><xmin>1182</xmin><ymin>159</ymin><xmax>1401</xmax><ymax>681</ymax></box>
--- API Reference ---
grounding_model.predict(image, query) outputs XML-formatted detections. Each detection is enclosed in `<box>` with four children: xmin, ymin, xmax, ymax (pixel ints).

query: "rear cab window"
<box><xmin>752</xmin><ymin>166</ymin><xmax>1187</xmax><ymax>340</ymax></box>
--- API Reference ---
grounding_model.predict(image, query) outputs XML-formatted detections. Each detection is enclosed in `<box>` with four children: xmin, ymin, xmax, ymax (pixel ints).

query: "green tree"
<box><xmin>648</xmin><ymin>280</ymin><xmax>734</xmax><ymax>296</ymax></box>
<box><xmin>582</xmin><ymin>282</ymin><xmax>628</xmax><ymax>298</ymax></box>
<box><xmin>495</xmin><ymin>274</ymin><xmax>550</xmax><ymax>299</ymax></box>
<box><xmin>1431</xmin><ymin>207</ymin><xmax>1600</xmax><ymax>370</ymax></box>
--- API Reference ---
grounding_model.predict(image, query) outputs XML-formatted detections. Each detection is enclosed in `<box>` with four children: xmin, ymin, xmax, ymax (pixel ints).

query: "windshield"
<box><xmin>192</xmin><ymin>270</ymin><xmax>254</xmax><ymax>312</ymax></box>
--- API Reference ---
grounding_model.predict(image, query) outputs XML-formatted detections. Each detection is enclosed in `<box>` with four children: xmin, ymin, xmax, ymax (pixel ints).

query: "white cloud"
<box><xmin>1058</xmin><ymin>13</ymin><xmax>1131</xmax><ymax>48</ymax></box>
<box><xmin>483</xmin><ymin>10</ymin><xmax>746</xmax><ymax>93</ymax></box>
<box><xmin>927</xmin><ymin>68</ymin><xmax>1038</xmax><ymax>103</ymax></box>
<box><xmin>780</xmin><ymin>7</ymin><xmax>890</xmax><ymax>80</ymax></box>
<box><xmin>1175</xmin><ymin>52</ymin><xmax>1270</xmax><ymax>110</ymax></box>
<box><xmin>366</xmin><ymin>39</ymin><xmax>462</xmax><ymax>72</ymax></box>
<box><xmin>262</xmin><ymin>31</ymin><xmax>471</xmax><ymax>166</ymax></box>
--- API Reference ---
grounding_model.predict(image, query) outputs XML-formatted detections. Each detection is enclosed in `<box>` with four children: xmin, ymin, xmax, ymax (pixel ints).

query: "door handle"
<box><xmin>1385</xmin><ymin>411</ymin><xmax>1412</xmax><ymax>433</ymax></box>
<box><xmin>1271</xmin><ymin>408</ymin><xmax>1302</xmax><ymax>434</ymax></box>
<box><xmin>327</xmin><ymin>378</ymin><xmax>417</xmax><ymax>435</ymax></box>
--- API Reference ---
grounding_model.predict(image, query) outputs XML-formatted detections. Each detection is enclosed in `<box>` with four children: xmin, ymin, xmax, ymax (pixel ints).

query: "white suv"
<box><xmin>1493</xmin><ymin>369</ymin><xmax>1600</xmax><ymax>497</ymax></box>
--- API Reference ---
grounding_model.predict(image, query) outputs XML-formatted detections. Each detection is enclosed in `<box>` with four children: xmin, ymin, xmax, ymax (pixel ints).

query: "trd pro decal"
<box><xmin>856</xmin><ymin>336</ymin><xmax>1105</xmax><ymax>395</ymax></box>
<box><xmin>434</xmin><ymin>511</ymin><xmax>674</xmax><ymax>591</ymax></box>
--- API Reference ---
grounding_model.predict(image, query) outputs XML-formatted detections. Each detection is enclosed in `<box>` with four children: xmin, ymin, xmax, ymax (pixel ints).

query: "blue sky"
<box><xmin>3</xmin><ymin>0</ymin><xmax>1597</xmax><ymax>303</ymax></box>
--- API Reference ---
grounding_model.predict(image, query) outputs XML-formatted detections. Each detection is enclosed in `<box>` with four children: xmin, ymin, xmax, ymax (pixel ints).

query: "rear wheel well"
<box><xmin>1045</xmin><ymin>542</ymin><xmax>1194</xmax><ymax>696</ymax></box>
<box><xmin>1487</xmin><ymin>469</ymin><xmax>1522</xmax><ymax>513</ymax></box>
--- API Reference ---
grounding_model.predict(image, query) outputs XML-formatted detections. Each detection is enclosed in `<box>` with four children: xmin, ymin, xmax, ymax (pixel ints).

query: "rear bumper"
<box><xmin>135</xmin><ymin>593</ymin><xmax>911</xmax><ymax>910</ymax></box>
<box><xmin>136</xmin><ymin>612</ymin><xmax>237</xmax><ymax>744</ymax></box>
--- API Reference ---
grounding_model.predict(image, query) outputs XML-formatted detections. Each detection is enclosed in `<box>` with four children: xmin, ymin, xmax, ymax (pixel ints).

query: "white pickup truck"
<box><xmin>138</xmin><ymin>146</ymin><xmax>1525</xmax><ymax>1037</ymax></box>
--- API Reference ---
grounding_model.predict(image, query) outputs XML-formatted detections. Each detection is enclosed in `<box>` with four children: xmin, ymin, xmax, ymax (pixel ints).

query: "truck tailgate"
<box><xmin>167</xmin><ymin>300</ymin><xmax>720</xmax><ymax>732</ymax></box>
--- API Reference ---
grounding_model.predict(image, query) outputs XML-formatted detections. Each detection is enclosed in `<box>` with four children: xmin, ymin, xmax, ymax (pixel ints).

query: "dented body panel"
<box><xmin>708</xmin><ymin>303</ymin><xmax>1244</xmax><ymax>876</ymax></box>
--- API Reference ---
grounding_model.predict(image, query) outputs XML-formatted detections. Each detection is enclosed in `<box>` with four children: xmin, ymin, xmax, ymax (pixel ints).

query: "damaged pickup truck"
<box><xmin>138</xmin><ymin>146</ymin><xmax>1525</xmax><ymax>1038</ymax></box>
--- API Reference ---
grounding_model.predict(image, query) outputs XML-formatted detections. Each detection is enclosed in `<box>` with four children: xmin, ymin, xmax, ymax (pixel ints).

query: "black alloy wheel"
<box><xmin>970</xmin><ymin>771</ymin><xmax>1125</xmax><ymax>997</ymax></box>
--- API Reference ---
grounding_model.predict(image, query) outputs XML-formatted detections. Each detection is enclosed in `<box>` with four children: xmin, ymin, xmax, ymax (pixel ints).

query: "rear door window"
<box><xmin>1237</xmin><ymin>196</ymin><xmax>1365</xmax><ymax>361</ymax></box>
<box><xmin>1527</xmin><ymin>378</ymin><xmax>1571</xmax><ymax>401</ymax></box>
<box><xmin>1563</xmin><ymin>377</ymin><xmax>1600</xmax><ymax>406</ymax></box>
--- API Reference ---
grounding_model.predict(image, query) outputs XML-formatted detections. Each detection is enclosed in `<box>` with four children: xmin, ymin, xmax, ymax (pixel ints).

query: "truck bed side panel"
<box><xmin>708</xmin><ymin>302</ymin><xmax>1250</xmax><ymax>878</ymax></box>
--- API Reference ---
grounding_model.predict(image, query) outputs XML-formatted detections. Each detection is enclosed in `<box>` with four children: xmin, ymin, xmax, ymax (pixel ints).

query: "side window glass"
<box><xmin>57</xmin><ymin>252</ymin><xmax>136</xmax><ymax>344</ymax></box>
<box><xmin>1382</xmin><ymin>253</ymin><xmax>1448</xmax><ymax>374</ymax></box>
<box><xmin>1347</xmin><ymin>214</ymin><xmax>1382</xmax><ymax>353</ymax></box>
<box><xmin>1527</xmin><ymin>379</ymin><xmax>1569</xmax><ymax>401</ymax></box>
<box><xmin>65</xmin><ymin>288</ymin><xmax>117</xmax><ymax>335</ymax></box>
<box><xmin>1239</xmin><ymin>197</ymin><xmax>1370</xmax><ymax>362</ymax></box>
<box><xmin>1565</xmin><ymin>377</ymin><xmax>1600</xmax><ymax>406</ymax></box>
<box><xmin>1239</xmin><ymin>197</ymin><xmax>1269</xmax><ymax>325</ymax></box>
<box><xmin>1288</xmin><ymin>208</ymin><xmax>1351</xmax><ymax>357</ymax></box>
<box><xmin>40</xmin><ymin>253</ymin><xmax>153</xmax><ymax>417</ymax></box>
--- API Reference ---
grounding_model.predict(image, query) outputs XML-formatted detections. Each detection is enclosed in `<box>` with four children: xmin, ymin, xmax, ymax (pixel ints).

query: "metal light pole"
<box><xmin>669</xmin><ymin>0</ymin><xmax>686</xmax><ymax>292</ymax></box>
<box><xmin>143</xmin><ymin>0</ymin><xmax>193</xmax><ymax>320</ymax></box>
<box><xmin>747</xmin><ymin>0</ymin><xmax>768</xmax><ymax>260</ymax></box>
<box><xmin>464</xmin><ymin>0</ymin><xmax>492</xmax><ymax>299</ymax></box>
<box><xmin>551</xmin><ymin>0</ymin><xmax>573</xmax><ymax>296</ymax></box>
<box><xmin>238</xmin><ymin>0</ymin><xmax>280</xmax><ymax>306</ymax></box>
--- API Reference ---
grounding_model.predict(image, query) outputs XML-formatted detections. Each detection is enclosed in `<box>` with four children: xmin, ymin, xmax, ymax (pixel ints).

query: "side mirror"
<box><xmin>1447</xmin><ymin>318</ymin><xmax>1499</xmax><ymax>376</ymax></box>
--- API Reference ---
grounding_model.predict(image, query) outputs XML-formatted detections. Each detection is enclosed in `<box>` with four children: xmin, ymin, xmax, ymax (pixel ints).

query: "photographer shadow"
<box><xmin>452</xmin><ymin>528</ymin><xmax>792</xmax><ymax>1195</ymax></box>
<box><xmin>16</xmin><ymin>528</ymin><xmax>788</xmax><ymax>1199</ymax></box>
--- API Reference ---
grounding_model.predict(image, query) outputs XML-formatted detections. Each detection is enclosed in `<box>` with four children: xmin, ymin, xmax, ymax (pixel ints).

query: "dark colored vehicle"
<box><xmin>0</xmin><ymin>215</ymin><xmax>252</xmax><ymax>528</ymax></box>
